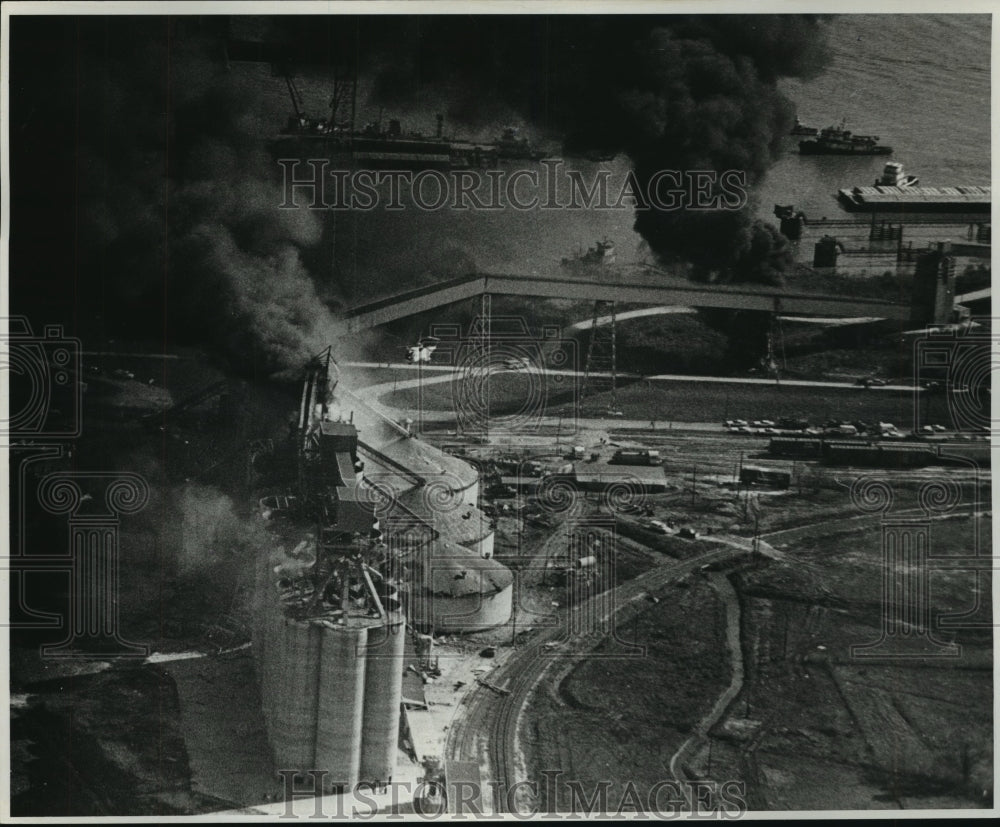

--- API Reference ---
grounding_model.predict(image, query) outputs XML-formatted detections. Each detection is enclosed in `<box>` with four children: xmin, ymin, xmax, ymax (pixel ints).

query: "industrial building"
<box><xmin>740</xmin><ymin>466</ymin><xmax>791</xmax><ymax>488</ymax></box>
<box><xmin>572</xmin><ymin>459</ymin><xmax>668</xmax><ymax>493</ymax></box>
<box><xmin>251</xmin><ymin>352</ymin><xmax>513</xmax><ymax>790</ymax></box>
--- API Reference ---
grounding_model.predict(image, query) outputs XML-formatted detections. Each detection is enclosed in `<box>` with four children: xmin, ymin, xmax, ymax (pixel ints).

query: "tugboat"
<box><xmin>875</xmin><ymin>161</ymin><xmax>918</xmax><ymax>188</ymax></box>
<box><xmin>561</xmin><ymin>239</ymin><xmax>617</xmax><ymax>271</ymax></box>
<box><xmin>492</xmin><ymin>126</ymin><xmax>548</xmax><ymax>161</ymax></box>
<box><xmin>790</xmin><ymin>117</ymin><xmax>818</xmax><ymax>136</ymax></box>
<box><xmin>799</xmin><ymin>120</ymin><xmax>893</xmax><ymax>155</ymax></box>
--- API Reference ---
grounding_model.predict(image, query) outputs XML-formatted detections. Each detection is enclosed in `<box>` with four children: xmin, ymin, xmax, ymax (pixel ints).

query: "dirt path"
<box><xmin>667</xmin><ymin>572</ymin><xmax>743</xmax><ymax>794</ymax></box>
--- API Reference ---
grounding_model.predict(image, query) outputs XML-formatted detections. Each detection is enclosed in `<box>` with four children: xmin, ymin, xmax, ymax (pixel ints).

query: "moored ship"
<box><xmin>271</xmin><ymin>115</ymin><xmax>499</xmax><ymax>170</ymax></box>
<box><xmin>491</xmin><ymin>126</ymin><xmax>548</xmax><ymax>161</ymax></box>
<box><xmin>561</xmin><ymin>238</ymin><xmax>617</xmax><ymax>271</ymax></box>
<box><xmin>799</xmin><ymin>120</ymin><xmax>892</xmax><ymax>155</ymax></box>
<box><xmin>838</xmin><ymin>181</ymin><xmax>991</xmax><ymax>214</ymax></box>
<box><xmin>790</xmin><ymin>117</ymin><xmax>818</xmax><ymax>136</ymax></box>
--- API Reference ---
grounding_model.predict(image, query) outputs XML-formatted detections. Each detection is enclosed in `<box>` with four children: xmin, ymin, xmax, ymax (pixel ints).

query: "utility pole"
<box><xmin>481</xmin><ymin>292</ymin><xmax>491</xmax><ymax>443</ymax></box>
<box><xmin>736</xmin><ymin>451</ymin><xmax>744</xmax><ymax>500</ymax></box>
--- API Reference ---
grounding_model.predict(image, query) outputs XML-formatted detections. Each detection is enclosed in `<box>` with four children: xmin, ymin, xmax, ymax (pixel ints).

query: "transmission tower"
<box><xmin>580</xmin><ymin>301</ymin><xmax>618</xmax><ymax>411</ymax></box>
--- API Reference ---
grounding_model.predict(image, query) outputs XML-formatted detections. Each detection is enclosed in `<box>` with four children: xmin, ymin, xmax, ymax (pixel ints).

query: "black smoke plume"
<box><xmin>12</xmin><ymin>15</ymin><xmax>831</xmax><ymax>372</ymax></box>
<box><xmin>304</xmin><ymin>14</ymin><xmax>832</xmax><ymax>361</ymax></box>
<box><xmin>267</xmin><ymin>15</ymin><xmax>830</xmax><ymax>283</ymax></box>
<box><xmin>11</xmin><ymin>17</ymin><xmax>348</xmax><ymax>376</ymax></box>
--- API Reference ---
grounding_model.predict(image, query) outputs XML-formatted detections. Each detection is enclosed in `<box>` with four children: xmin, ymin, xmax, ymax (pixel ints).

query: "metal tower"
<box><xmin>580</xmin><ymin>301</ymin><xmax>618</xmax><ymax>411</ymax></box>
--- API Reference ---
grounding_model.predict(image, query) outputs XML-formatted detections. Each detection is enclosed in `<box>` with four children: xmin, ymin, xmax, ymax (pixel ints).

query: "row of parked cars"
<box><xmin>723</xmin><ymin>418</ymin><xmax>784</xmax><ymax>435</ymax></box>
<box><xmin>724</xmin><ymin>417</ymin><xmax>951</xmax><ymax>438</ymax></box>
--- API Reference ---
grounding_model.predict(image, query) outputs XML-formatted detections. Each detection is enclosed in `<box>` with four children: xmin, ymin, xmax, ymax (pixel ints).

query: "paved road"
<box><xmin>344</xmin><ymin>361</ymin><xmax>919</xmax><ymax>392</ymax></box>
<box><xmin>568</xmin><ymin>307</ymin><xmax>884</xmax><ymax>332</ymax></box>
<box><xmin>343</xmin><ymin>363</ymin><xmax>919</xmax><ymax>434</ymax></box>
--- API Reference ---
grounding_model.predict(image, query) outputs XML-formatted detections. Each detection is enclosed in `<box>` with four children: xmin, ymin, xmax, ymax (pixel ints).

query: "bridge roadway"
<box><xmin>342</xmin><ymin>271</ymin><xmax>912</xmax><ymax>332</ymax></box>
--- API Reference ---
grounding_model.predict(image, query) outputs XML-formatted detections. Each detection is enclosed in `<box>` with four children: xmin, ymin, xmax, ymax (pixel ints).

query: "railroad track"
<box><xmin>445</xmin><ymin>486</ymin><xmax>992</xmax><ymax>812</ymax></box>
<box><xmin>445</xmin><ymin>543</ymin><xmax>739</xmax><ymax>814</ymax></box>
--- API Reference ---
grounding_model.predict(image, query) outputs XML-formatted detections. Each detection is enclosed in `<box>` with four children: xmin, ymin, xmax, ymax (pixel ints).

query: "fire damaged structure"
<box><xmin>251</xmin><ymin>351</ymin><xmax>513</xmax><ymax>788</ymax></box>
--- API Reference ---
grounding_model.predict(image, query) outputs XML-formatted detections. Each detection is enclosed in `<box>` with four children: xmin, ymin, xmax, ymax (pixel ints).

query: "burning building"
<box><xmin>252</xmin><ymin>350</ymin><xmax>512</xmax><ymax>789</ymax></box>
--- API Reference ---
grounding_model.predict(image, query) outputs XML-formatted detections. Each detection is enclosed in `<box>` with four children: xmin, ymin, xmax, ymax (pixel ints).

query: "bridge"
<box><xmin>342</xmin><ymin>270</ymin><xmax>919</xmax><ymax>333</ymax></box>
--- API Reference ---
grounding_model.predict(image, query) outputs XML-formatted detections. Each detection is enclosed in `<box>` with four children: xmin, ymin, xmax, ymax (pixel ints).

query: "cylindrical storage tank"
<box><xmin>474</xmin><ymin>530</ymin><xmax>495</xmax><ymax>559</ymax></box>
<box><xmin>251</xmin><ymin>553</ymin><xmax>268</xmax><ymax>684</ymax></box>
<box><xmin>271</xmin><ymin>617</ymin><xmax>321</xmax><ymax>773</ymax></box>
<box><xmin>260</xmin><ymin>590</ymin><xmax>284</xmax><ymax>732</ymax></box>
<box><xmin>422</xmin><ymin>502</ymin><xmax>494</xmax><ymax>558</ymax></box>
<box><xmin>406</xmin><ymin>540</ymin><xmax>514</xmax><ymax>633</ymax></box>
<box><xmin>358</xmin><ymin>614</ymin><xmax>405</xmax><ymax>785</ymax></box>
<box><xmin>434</xmin><ymin>586</ymin><xmax>513</xmax><ymax>633</ymax></box>
<box><xmin>314</xmin><ymin>623</ymin><xmax>368</xmax><ymax>791</ymax></box>
<box><xmin>463</xmin><ymin>477</ymin><xmax>479</xmax><ymax>502</ymax></box>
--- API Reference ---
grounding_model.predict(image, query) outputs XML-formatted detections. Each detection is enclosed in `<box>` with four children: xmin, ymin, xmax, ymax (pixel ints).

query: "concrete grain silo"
<box><xmin>358</xmin><ymin>617</ymin><xmax>406</xmax><ymax>785</ymax></box>
<box><xmin>253</xmin><ymin>351</ymin><xmax>407</xmax><ymax>793</ymax></box>
<box><xmin>271</xmin><ymin>618</ymin><xmax>321</xmax><ymax>772</ymax></box>
<box><xmin>252</xmin><ymin>350</ymin><xmax>515</xmax><ymax>800</ymax></box>
<box><xmin>314</xmin><ymin>622</ymin><xmax>367</xmax><ymax>789</ymax></box>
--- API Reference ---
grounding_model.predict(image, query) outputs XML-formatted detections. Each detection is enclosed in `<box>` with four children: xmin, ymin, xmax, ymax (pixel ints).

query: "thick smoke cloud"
<box><xmin>12</xmin><ymin>18</ymin><xmax>344</xmax><ymax>375</ymax></box>
<box><xmin>12</xmin><ymin>15</ymin><xmax>831</xmax><ymax>372</ymax></box>
<box><xmin>289</xmin><ymin>14</ymin><xmax>831</xmax><ymax>365</ymax></box>
<box><xmin>271</xmin><ymin>14</ymin><xmax>831</xmax><ymax>284</ymax></box>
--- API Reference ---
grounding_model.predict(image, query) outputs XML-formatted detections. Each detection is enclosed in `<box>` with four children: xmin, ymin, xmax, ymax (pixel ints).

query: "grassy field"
<box><xmin>386</xmin><ymin>372</ymin><xmax>925</xmax><ymax>427</ymax></box>
<box><xmin>523</xmin><ymin>577</ymin><xmax>730</xmax><ymax>812</ymax></box>
<box><xmin>716</xmin><ymin>512</ymin><xmax>993</xmax><ymax>810</ymax></box>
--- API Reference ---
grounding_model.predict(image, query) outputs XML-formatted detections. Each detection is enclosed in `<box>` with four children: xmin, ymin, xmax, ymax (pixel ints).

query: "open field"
<box><xmin>714</xmin><ymin>513</ymin><xmax>992</xmax><ymax>810</ymax></box>
<box><xmin>522</xmin><ymin>577</ymin><xmax>731</xmax><ymax>812</ymax></box>
<box><xmin>515</xmin><ymin>456</ymin><xmax>991</xmax><ymax>812</ymax></box>
<box><xmin>386</xmin><ymin>372</ymin><xmax>924</xmax><ymax>427</ymax></box>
